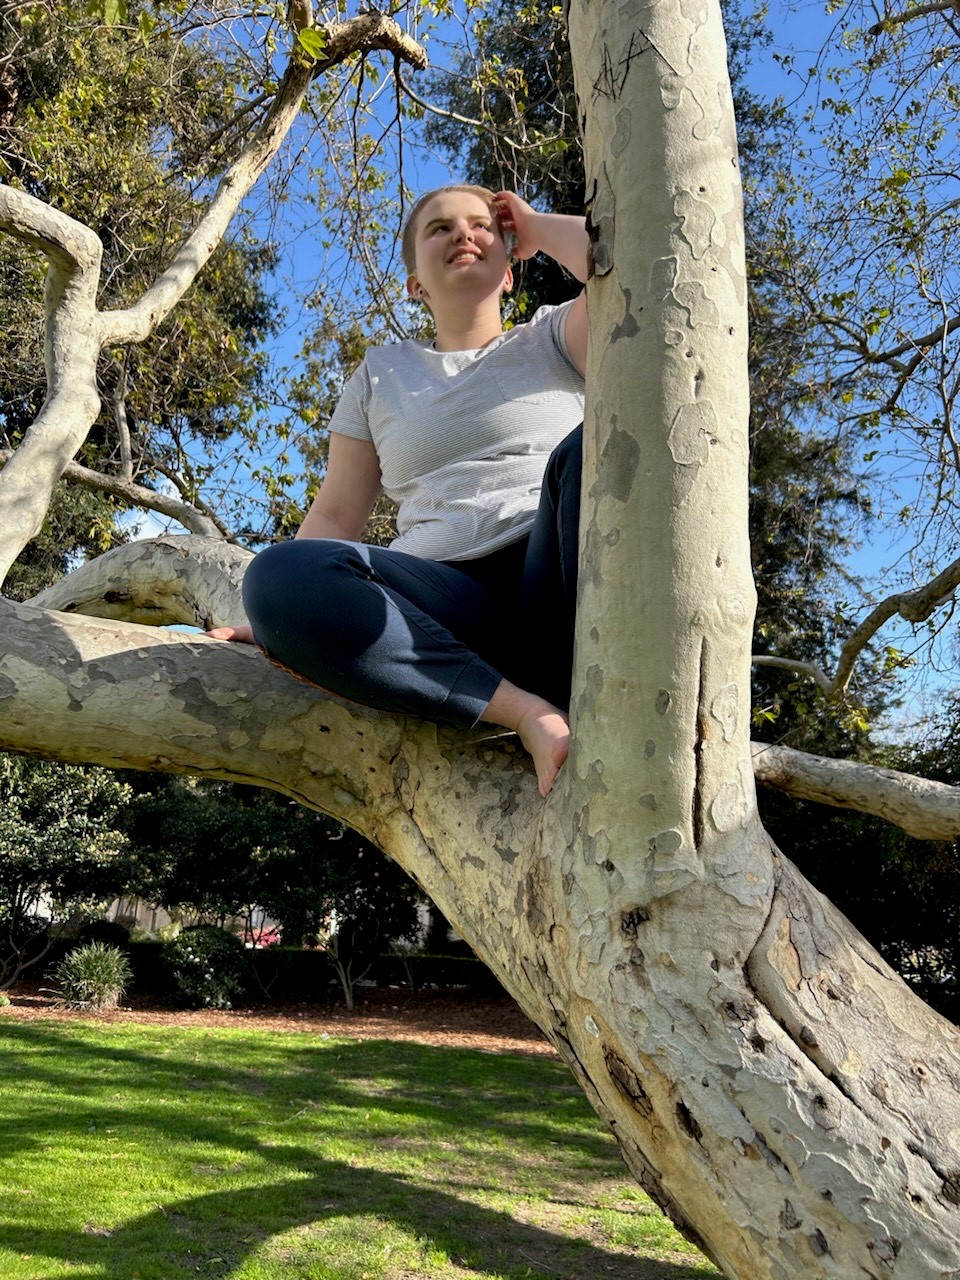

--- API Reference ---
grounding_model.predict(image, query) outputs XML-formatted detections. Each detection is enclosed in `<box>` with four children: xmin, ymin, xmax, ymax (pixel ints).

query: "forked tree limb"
<box><xmin>26</xmin><ymin>535</ymin><xmax>960</xmax><ymax>842</ymax></box>
<box><xmin>753</xmin><ymin>551</ymin><xmax>960</xmax><ymax>697</ymax></box>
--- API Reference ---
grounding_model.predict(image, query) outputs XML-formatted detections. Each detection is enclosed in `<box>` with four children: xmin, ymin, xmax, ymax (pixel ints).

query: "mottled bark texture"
<box><xmin>1</xmin><ymin>0</ymin><xmax>960</xmax><ymax>1276</ymax></box>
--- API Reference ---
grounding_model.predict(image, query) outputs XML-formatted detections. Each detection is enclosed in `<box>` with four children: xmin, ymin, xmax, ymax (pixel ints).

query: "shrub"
<box><xmin>49</xmin><ymin>941</ymin><xmax>133</xmax><ymax>1012</ymax></box>
<box><xmin>75</xmin><ymin>918</ymin><xmax>131</xmax><ymax>950</ymax></box>
<box><xmin>162</xmin><ymin>925</ymin><xmax>250</xmax><ymax>1010</ymax></box>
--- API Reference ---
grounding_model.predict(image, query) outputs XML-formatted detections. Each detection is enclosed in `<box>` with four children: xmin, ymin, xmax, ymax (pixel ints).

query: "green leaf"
<box><xmin>87</xmin><ymin>0</ymin><xmax>128</xmax><ymax>23</ymax></box>
<box><xmin>297</xmin><ymin>28</ymin><xmax>328</xmax><ymax>61</ymax></box>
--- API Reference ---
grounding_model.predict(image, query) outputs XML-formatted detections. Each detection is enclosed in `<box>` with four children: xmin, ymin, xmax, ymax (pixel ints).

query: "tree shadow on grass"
<box><xmin>0</xmin><ymin>1021</ymin><xmax>722</xmax><ymax>1280</ymax></box>
<box><xmin>0</xmin><ymin>1164</ymin><xmax>719</xmax><ymax>1280</ymax></box>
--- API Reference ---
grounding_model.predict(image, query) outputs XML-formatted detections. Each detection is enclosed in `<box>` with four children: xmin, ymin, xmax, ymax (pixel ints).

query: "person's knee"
<box><xmin>547</xmin><ymin>423</ymin><xmax>582</xmax><ymax>482</ymax></box>
<box><xmin>243</xmin><ymin>543</ymin><xmax>289</xmax><ymax>623</ymax></box>
<box><xmin>242</xmin><ymin>540</ymin><xmax>361</xmax><ymax>625</ymax></box>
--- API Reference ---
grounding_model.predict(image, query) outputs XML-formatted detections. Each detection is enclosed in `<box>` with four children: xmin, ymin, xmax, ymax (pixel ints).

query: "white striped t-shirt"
<box><xmin>328</xmin><ymin>301</ymin><xmax>585</xmax><ymax>561</ymax></box>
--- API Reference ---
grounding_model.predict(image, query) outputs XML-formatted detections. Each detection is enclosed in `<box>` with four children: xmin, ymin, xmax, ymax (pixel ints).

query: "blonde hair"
<box><xmin>401</xmin><ymin>184</ymin><xmax>498</xmax><ymax>274</ymax></box>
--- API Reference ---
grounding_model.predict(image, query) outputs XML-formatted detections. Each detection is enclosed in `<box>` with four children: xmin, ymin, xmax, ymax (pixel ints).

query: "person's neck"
<box><xmin>431</xmin><ymin>299</ymin><xmax>504</xmax><ymax>352</ymax></box>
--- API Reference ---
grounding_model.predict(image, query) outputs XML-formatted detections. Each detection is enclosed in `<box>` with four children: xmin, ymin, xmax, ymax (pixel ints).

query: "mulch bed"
<box><xmin>1</xmin><ymin>982</ymin><xmax>558</xmax><ymax>1057</ymax></box>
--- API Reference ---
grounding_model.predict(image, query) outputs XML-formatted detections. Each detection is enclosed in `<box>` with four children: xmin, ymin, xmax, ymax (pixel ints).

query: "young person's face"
<box><xmin>406</xmin><ymin>191</ymin><xmax>512</xmax><ymax>308</ymax></box>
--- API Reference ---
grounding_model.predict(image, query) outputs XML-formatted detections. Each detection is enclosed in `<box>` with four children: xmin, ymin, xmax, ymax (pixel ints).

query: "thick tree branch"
<box><xmin>310</xmin><ymin>15</ymin><xmax>428</xmax><ymax>79</ymax></box>
<box><xmin>868</xmin><ymin>0</ymin><xmax>960</xmax><ymax>35</ymax></box>
<box><xmin>0</xmin><ymin>187</ymin><xmax>104</xmax><ymax>583</ymax></box>
<box><xmin>98</xmin><ymin>11</ymin><xmax>316</xmax><ymax>344</ymax></box>
<box><xmin>752</xmin><ymin>740</ymin><xmax>960</xmax><ymax>840</ymax></box>
<box><xmin>28</xmin><ymin>536</ymin><xmax>251</xmax><ymax>630</ymax></box>
<box><xmin>99</xmin><ymin>13</ymin><xmax>426</xmax><ymax>345</ymax></box>
<box><xmin>751</xmin><ymin>654</ymin><xmax>833</xmax><ymax>692</ymax></box>
<box><xmin>23</xmin><ymin>536</ymin><xmax>960</xmax><ymax>844</ymax></box>
<box><xmin>833</xmin><ymin>552</ymin><xmax>960</xmax><ymax>692</ymax></box>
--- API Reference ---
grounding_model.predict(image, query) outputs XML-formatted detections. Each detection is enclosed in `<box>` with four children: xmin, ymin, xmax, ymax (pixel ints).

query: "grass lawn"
<box><xmin>0</xmin><ymin>1017</ymin><xmax>723</xmax><ymax>1280</ymax></box>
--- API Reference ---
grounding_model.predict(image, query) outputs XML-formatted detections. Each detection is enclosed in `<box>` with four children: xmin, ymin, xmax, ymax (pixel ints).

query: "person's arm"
<box><xmin>206</xmin><ymin>432</ymin><xmax>382</xmax><ymax>644</ymax></box>
<box><xmin>492</xmin><ymin>191</ymin><xmax>588</xmax><ymax>376</ymax></box>
<box><xmin>296</xmin><ymin>431</ymin><xmax>383</xmax><ymax>541</ymax></box>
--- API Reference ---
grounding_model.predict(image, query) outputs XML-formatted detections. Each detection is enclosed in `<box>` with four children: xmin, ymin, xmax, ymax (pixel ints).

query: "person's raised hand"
<box><xmin>205</xmin><ymin>623</ymin><xmax>255</xmax><ymax>645</ymax></box>
<box><xmin>493</xmin><ymin>191</ymin><xmax>540</xmax><ymax>261</ymax></box>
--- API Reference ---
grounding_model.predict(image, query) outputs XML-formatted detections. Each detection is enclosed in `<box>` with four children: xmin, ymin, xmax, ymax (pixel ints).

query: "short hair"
<box><xmin>401</xmin><ymin>184</ymin><xmax>498</xmax><ymax>274</ymax></box>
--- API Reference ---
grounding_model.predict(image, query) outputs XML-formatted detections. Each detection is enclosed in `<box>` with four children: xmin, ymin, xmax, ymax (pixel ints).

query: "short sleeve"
<box><xmin>527</xmin><ymin>299</ymin><xmax>580</xmax><ymax>372</ymax></box>
<box><xmin>327</xmin><ymin>361</ymin><xmax>374</xmax><ymax>443</ymax></box>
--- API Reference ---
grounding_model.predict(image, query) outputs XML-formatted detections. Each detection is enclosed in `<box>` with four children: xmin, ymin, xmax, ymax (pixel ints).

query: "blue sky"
<box><xmin>137</xmin><ymin>0</ymin><xmax>953</xmax><ymax>728</ymax></box>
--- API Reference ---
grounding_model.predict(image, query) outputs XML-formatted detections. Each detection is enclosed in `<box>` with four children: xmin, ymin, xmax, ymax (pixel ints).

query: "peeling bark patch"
<box><xmin>0</xmin><ymin>671</ymin><xmax>17</xmax><ymax>702</ymax></box>
<box><xmin>610</xmin><ymin>287</ymin><xmax>640</xmax><ymax>343</ymax></box>
<box><xmin>655</xmin><ymin>690</ymin><xmax>670</xmax><ymax>715</ymax></box>
<box><xmin>668</xmin><ymin>399</ymin><xmax>718</xmax><ymax>466</ymax></box>
<box><xmin>644</xmin><ymin>738</ymin><xmax>656</xmax><ymax>757</ymax></box>
<box><xmin>639</xmin><ymin>792</ymin><xmax>657</xmax><ymax>810</ymax></box>
<box><xmin>780</xmin><ymin>1200</ymin><xmax>801</xmax><ymax>1231</ymax></box>
<box><xmin>611</xmin><ymin>106</ymin><xmax>632</xmax><ymax>156</ymax></box>
<box><xmin>709</xmin><ymin>683</ymin><xmax>738</xmax><ymax>742</ymax></box>
<box><xmin>668</xmin><ymin>401</ymin><xmax>718</xmax><ymax>506</ymax></box>
<box><xmin>675</xmin><ymin>1100</ymin><xmax>703</xmax><ymax>1144</ymax></box>
<box><xmin>674</xmin><ymin>189</ymin><xmax>716</xmax><ymax>259</ymax></box>
<box><xmin>660</xmin><ymin>74</ymin><xmax>725</xmax><ymax>142</ymax></box>
<box><xmin>585</xmin><ymin>165</ymin><xmax>616</xmax><ymax>277</ymax></box>
<box><xmin>709</xmin><ymin>781</ymin><xmax>747</xmax><ymax>832</ymax></box>
<box><xmin>811</xmin><ymin>1092</ymin><xmax>841</xmax><ymax>1130</ymax></box>
<box><xmin>808</xmin><ymin>1229</ymin><xmax>830</xmax><ymax>1257</ymax></box>
<box><xmin>648</xmin><ymin>829</ymin><xmax>682</xmax><ymax>857</ymax></box>
<box><xmin>940</xmin><ymin>1172</ymin><xmax>960</xmax><ymax>1206</ymax></box>
<box><xmin>595</xmin><ymin>425</ymin><xmax>640</xmax><ymax>503</ymax></box>
<box><xmin>620</xmin><ymin>907</ymin><xmax>649</xmax><ymax>937</ymax></box>
<box><xmin>868</xmin><ymin>1237</ymin><xmax>902</xmax><ymax>1268</ymax></box>
<box><xmin>604</xmin><ymin>1048</ymin><xmax>654</xmax><ymax>1117</ymax></box>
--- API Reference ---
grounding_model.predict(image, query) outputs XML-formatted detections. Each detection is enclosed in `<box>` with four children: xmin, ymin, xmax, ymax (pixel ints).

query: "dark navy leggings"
<box><xmin>242</xmin><ymin>425</ymin><xmax>582</xmax><ymax>728</ymax></box>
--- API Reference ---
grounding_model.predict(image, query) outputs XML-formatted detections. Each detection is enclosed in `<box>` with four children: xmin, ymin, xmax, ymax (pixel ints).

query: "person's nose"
<box><xmin>451</xmin><ymin>220</ymin><xmax>474</xmax><ymax>243</ymax></box>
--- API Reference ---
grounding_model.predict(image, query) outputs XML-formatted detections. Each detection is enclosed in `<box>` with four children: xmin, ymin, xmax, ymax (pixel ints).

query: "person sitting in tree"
<box><xmin>210</xmin><ymin>186</ymin><xmax>587</xmax><ymax>796</ymax></box>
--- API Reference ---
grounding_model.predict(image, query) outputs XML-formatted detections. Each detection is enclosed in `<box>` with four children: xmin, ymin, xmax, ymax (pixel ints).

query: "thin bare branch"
<box><xmin>0</xmin><ymin>447</ymin><xmax>230</xmax><ymax>540</ymax></box>
<box><xmin>833</xmin><ymin>552</ymin><xmax>960</xmax><ymax>691</ymax></box>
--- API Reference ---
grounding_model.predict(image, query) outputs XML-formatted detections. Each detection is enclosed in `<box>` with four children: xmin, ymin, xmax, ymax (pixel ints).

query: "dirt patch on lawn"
<box><xmin>1</xmin><ymin>982</ymin><xmax>559</xmax><ymax>1057</ymax></box>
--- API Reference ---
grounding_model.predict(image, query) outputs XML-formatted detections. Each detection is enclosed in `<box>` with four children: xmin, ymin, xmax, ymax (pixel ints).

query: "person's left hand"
<box><xmin>493</xmin><ymin>191</ymin><xmax>540</xmax><ymax>261</ymax></box>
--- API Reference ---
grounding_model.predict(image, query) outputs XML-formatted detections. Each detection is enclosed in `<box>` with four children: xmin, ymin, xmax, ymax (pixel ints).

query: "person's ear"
<box><xmin>501</xmin><ymin>266</ymin><xmax>514</xmax><ymax>295</ymax></box>
<box><xmin>406</xmin><ymin>274</ymin><xmax>425</xmax><ymax>301</ymax></box>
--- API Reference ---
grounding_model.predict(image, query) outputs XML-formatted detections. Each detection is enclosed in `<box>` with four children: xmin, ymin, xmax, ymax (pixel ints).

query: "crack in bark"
<box><xmin>693</xmin><ymin>636</ymin><xmax>706</xmax><ymax>849</ymax></box>
<box><xmin>591</xmin><ymin>32</ymin><xmax>651</xmax><ymax>102</ymax></box>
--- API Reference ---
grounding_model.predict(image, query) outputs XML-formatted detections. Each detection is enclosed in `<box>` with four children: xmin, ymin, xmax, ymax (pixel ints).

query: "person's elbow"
<box><xmin>565</xmin><ymin>291</ymin><xmax>588</xmax><ymax>378</ymax></box>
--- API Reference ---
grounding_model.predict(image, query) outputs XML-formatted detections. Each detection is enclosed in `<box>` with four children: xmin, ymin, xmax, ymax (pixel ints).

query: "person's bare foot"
<box><xmin>516</xmin><ymin>702</ymin><xmax>570</xmax><ymax>797</ymax></box>
<box><xmin>481</xmin><ymin>680</ymin><xmax>570</xmax><ymax>797</ymax></box>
